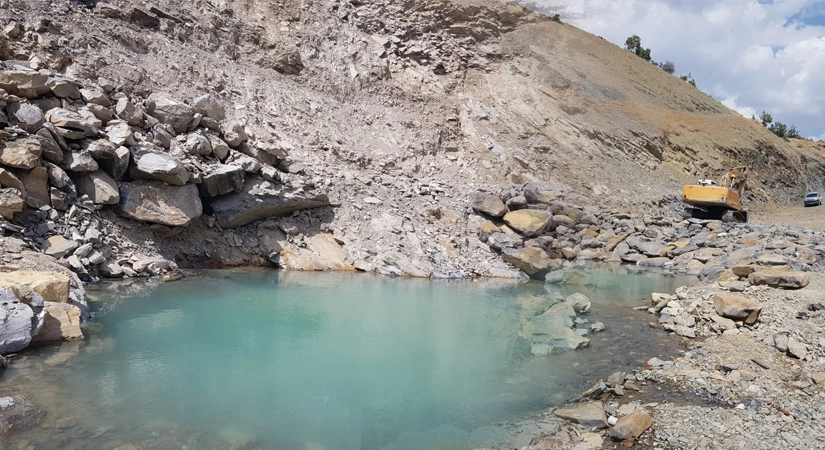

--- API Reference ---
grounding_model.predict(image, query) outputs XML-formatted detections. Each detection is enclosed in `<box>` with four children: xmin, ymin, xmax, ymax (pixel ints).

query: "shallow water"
<box><xmin>1</xmin><ymin>267</ymin><xmax>694</xmax><ymax>450</ymax></box>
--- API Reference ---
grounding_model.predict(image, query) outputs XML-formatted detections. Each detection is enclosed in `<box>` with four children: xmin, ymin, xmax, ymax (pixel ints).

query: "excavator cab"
<box><xmin>682</xmin><ymin>166</ymin><xmax>750</xmax><ymax>223</ymax></box>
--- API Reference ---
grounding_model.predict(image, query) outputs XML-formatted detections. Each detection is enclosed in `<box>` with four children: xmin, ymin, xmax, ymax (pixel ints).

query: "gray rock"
<box><xmin>60</xmin><ymin>151</ymin><xmax>99</xmax><ymax>172</ymax></box>
<box><xmin>529</xmin><ymin>316</ymin><xmax>590</xmax><ymax>350</ymax></box>
<box><xmin>470</xmin><ymin>191</ymin><xmax>506</xmax><ymax>217</ymax></box>
<box><xmin>85</xmin><ymin>104</ymin><xmax>115</xmax><ymax>123</ymax></box>
<box><xmin>81</xmin><ymin>139</ymin><xmax>119</xmax><ymax>160</ymax></box>
<box><xmin>209</xmin><ymin>179</ymin><xmax>330</xmax><ymax>228</ymax></box>
<box><xmin>191</xmin><ymin>94</ymin><xmax>226</xmax><ymax>120</ymax></box>
<box><xmin>117</xmin><ymin>181</ymin><xmax>202</xmax><ymax>227</ymax></box>
<box><xmin>146</xmin><ymin>93</ymin><xmax>195</xmax><ymax>134</ymax></box>
<box><xmin>209</xmin><ymin>135</ymin><xmax>230</xmax><ymax>160</ymax></box>
<box><xmin>105</xmin><ymin>121</ymin><xmax>135</xmax><ymax>147</ymax></box>
<box><xmin>72</xmin><ymin>170</ymin><xmax>119</xmax><ymax>205</ymax></box>
<box><xmin>184</xmin><ymin>133</ymin><xmax>212</xmax><ymax>156</ymax></box>
<box><xmin>34</xmin><ymin>129</ymin><xmax>64</xmax><ymax>164</ymax></box>
<box><xmin>114</xmin><ymin>97</ymin><xmax>143</xmax><ymax>125</ymax></box>
<box><xmin>221</xmin><ymin>120</ymin><xmax>247</xmax><ymax>148</ymax></box>
<box><xmin>42</xmin><ymin>235</ymin><xmax>78</xmax><ymax>258</ymax></box>
<box><xmin>0</xmin><ymin>289</ymin><xmax>34</xmax><ymax>354</ymax></box>
<box><xmin>0</xmin><ymin>138</ymin><xmax>42</xmax><ymax>169</ymax></box>
<box><xmin>487</xmin><ymin>232</ymin><xmax>523</xmax><ymax>250</ymax></box>
<box><xmin>45</xmin><ymin>108</ymin><xmax>100</xmax><ymax>138</ymax></box>
<box><xmin>79</xmin><ymin>87</ymin><xmax>111</xmax><ymax>106</ymax></box>
<box><xmin>97</xmin><ymin>146</ymin><xmax>130</xmax><ymax>181</ymax></box>
<box><xmin>501</xmin><ymin>247</ymin><xmax>555</xmax><ymax>277</ymax></box>
<box><xmin>198</xmin><ymin>165</ymin><xmax>244</xmax><ymax>197</ymax></box>
<box><xmin>0</xmin><ymin>168</ymin><xmax>26</xmax><ymax>195</ymax></box>
<box><xmin>636</xmin><ymin>240</ymin><xmax>668</xmax><ymax>257</ymax></box>
<box><xmin>43</xmin><ymin>162</ymin><xmax>72</xmax><ymax>189</ymax></box>
<box><xmin>46</xmin><ymin>78</ymin><xmax>81</xmax><ymax>99</ymax></box>
<box><xmin>554</xmin><ymin>401</ymin><xmax>607</xmax><ymax>428</ymax></box>
<box><xmin>226</xmin><ymin>151</ymin><xmax>262</xmax><ymax>173</ymax></box>
<box><xmin>99</xmin><ymin>260</ymin><xmax>124</xmax><ymax>278</ymax></box>
<box><xmin>129</xmin><ymin>148</ymin><xmax>189</xmax><ymax>185</ymax></box>
<box><xmin>7</xmin><ymin>103</ymin><xmax>44</xmax><ymax>133</ymax></box>
<box><xmin>787</xmin><ymin>338</ymin><xmax>807</xmax><ymax>359</ymax></box>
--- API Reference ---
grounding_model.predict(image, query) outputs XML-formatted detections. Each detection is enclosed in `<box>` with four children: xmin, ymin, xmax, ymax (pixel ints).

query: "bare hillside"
<box><xmin>1</xmin><ymin>0</ymin><xmax>824</xmax><ymax>276</ymax></box>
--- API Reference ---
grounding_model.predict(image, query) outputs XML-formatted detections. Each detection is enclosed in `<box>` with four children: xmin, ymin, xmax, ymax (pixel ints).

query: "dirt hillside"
<box><xmin>1</xmin><ymin>0</ymin><xmax>824</xmax><ymax>275</ymax></box>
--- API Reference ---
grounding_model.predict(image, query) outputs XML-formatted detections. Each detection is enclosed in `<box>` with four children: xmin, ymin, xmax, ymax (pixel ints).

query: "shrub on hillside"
<box><xmin>624</xmin><ymin>35</ymin><xmax>652</xmax><ymax>62</ymax></box>
<box><xmin>659</xmin><ymin>61</ymin><xmax>675</xmax><ymax>74</ymax></box>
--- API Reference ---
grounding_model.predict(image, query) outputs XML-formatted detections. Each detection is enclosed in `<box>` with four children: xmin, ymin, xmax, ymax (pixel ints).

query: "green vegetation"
<box><xmin>679</xmin><ymin>73</ymin><xmax>697</xmax><ymax>87</ymax></box>
<box><xmin>758</xmin><ymin>110</ymin><xmax>801</xmax><ymax>139</ymax></box>
<box><xmin>624</xmin><ymin>35</ymin><xmax>651</xmax><ymax>61</ymax></box>
<box><xmin>551</xmin><ymin>13</ymin><xmax>562</xmax><ymax>23</ymax></box>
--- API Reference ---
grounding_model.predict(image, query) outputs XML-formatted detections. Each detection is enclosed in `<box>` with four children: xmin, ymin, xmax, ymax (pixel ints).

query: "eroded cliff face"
<box><xmin>1</xmin><ymin>0</ymin><xmax>824</xmax><ymax>279</ymax></box>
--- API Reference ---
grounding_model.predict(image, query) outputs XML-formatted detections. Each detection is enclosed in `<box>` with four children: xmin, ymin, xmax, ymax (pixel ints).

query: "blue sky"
<box><xmin>521</xmin><ymin>0</ymin><xmax>825</xmax><ymax>139</ymax></box>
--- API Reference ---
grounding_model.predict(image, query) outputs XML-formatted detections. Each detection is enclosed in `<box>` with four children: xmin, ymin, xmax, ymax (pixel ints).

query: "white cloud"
<box><xmin>519</xmin><ymin>0</ymin><xmax>825</xmax><ymax>137</ymax></box>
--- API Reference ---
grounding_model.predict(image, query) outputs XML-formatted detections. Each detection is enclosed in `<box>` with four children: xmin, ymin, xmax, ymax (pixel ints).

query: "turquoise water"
<box><xmin>3</xmin><ymin>268</ymin><xmax>694</xmax><ymax>450</ymax></box>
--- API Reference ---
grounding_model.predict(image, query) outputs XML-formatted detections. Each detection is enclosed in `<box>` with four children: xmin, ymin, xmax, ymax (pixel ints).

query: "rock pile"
<box><xmin>0</xmin><ymin>63</ymin><xmax>331</xmax><ymax>281</ymax></box>
<box><xmin>470</xmin><ymin>184</ymin><xmax>824</xmax><ymax>281</ymax></box>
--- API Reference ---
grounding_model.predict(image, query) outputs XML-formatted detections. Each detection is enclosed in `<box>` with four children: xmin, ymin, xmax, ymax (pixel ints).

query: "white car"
<box><xmin>804</xmin><ymin>192</ymin><xmax>821</xmax><ymax>207</ymax></box>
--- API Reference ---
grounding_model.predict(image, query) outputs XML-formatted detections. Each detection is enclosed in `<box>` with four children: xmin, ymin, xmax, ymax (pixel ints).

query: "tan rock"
<box><xmin>748</xmin><ymin>269</ymin><xmax>810</xmax><ymax>289</ymax></box>
<box><xmin>812</xmin><ymin>372</ymin><xmax>825</xmax><ymax>385</ymax></box>
<box><xmin>480</xmin><ymin>220</ymin><xmax>500</xmax><ymax>234</ymax></box>
<box><xmin>609</xmin><ymin>411</ymin><xmax>653</xmax><ymax>440</ymax></box>
<box><xmin>31</xmin><ymin>302</ymin><xmax>84</xmax><ymax>343</ymax></box>
<box><xmin>503</xmin><ymin>209</ymin><xmax>551</xmax><ymax>236</ymax></box>
<box><xmin>501</xmin><ymin>246</ymin><xmax>554</xmax><ymax>276</ymax></box>
<box><xmin>19</xmin><ymin>166</ymin><xmax>49</xmax><ymax>209</ymax></box>
<box><xmin>0</xmin><ymin>270</ymin><xmax>70</xmax><ymax>302</ymax></box>
<box><xmin>713</xmin><ymin>294</ymin><xmax>762</xmax><ymax>325</ymax></box>
<box><xmin>0</xmin><ymin>138</ymin><xmax>42</xmax><ymax>169</ymax></box>
<box><xmin>0</xmin><ymin>188</ymin><xmax>25</xmax><ymax>219</ymax></box>
<box><xmin>554</xmin><ymin>401</ymin><xmax>607</xmax><ymax>428</ymax></box>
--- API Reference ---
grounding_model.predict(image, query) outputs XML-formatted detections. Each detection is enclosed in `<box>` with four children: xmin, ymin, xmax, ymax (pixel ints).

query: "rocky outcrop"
<box><xmin>208</xmin><ymin>179</ymin><xmax>331</xmax><ymax>228</ymax></box>
<box><xmin>0</xmin><ymin>270</ymin><xmax>70</xmax><ymax>302</ymax></box>
<box><xmin>117</xmin><ymin>181</ymin><xmax>202</xmax><ymax>227</ymax></box>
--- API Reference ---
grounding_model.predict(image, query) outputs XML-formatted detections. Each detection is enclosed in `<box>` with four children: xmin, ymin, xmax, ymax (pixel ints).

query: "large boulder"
<box><xmin>184</xmin><ymin>133</ymin><xmax>212</xmax><ymax>156</ymax></box>
<box><xmin>46</xmin><ymin>77</ymin><xmax>81</xmax><ymax>99</ymax></box>
<box><xmin>0</xmin><ymin>270</ymin><xmax>70</xmax><ymax>302</ymax></box>
<box><xmin>30</xmin><ymin>302</ymin><xmax>84</xmax><ymax>343</ymax></box>
<box><xmin>712</xmin><ymin>293</ymin><xmax>762</xmax><ymax>325</ymax></box>
<box><xmin>470</xmin><ymin>191</ymin><xmax>506</xmax><ymax>217</ymax></box>
<box><xmin>609</xmin><ymin>411</ymin><xmax>653</xmax><ymax>441</ymax></box>
<box><xmin>748</xmin><ymin>269</ymin><xmax>810</xmax><ymax>289</ymax></box>
<box><xmin>554</xmin><ymin>401</ymin><xmax>607</xmax><ymax>428</ymax></box>
<box><xmin>198</xmin><ymin>165</ymin><xmax>244</xmax><ymax>197</ymax></box>
<box><xmin>146</xmin><ymin>93</ymin><xmax>195</xmax><ymax>134</ymax></box>
<box><xmin>0</xmin><ymin>138</ymin><xmax>42</xmax><ymax>169</ymax></box>
<box><xmin>72</xmin><ymin>170</ymin><xmax>119</xmax><ymax>205</ymax></box>
<box><xmin>523</xmin><ymin>182</ymin><xmax>559</xmax><ymax>204</ymax></box>
<box><xmin>118</xmin><ymin>181</ymin><xmax>202</xmax><ymax>227</ymax></box>
<box><xmin>45</xmin><ymin>108</ymin><xmax>100</xmax><ymax>138</ymax></box>
<box><xmin>7</xmin><ymin>103</ymin><xmax>45</xmax><ymax>133</ymax></box>
<box><xmin>129</xmin><ymin>148</ymin><xmax>189</xmax><ymax>185</ymax></box>
<box><xmin>566</xmin><ymin>292</ymin><xmax>592</xmax><ymax>314</ymax></box>
<box><xmin>0</xmin><ymin>70</ymin><xmax>50</xmax><ymax>98</ymax></box>
<box><xmin>0</xmin><ymin>289</ymin><xmax>34</xmax><ymax>354</ymax></box>
<box><xmin>503</xmin><ymin>209</ymin><xmax>552</xmax><ymax>236</ymax></box>
<box><xmin>501</xmin><ymin>246</ymin><xmax>555</xmax><ymax>277</ymax></box>
<box><xmin>208</xmin><ymin>179</ymin><xmax>330</xmax><ymax>228</ymax></box>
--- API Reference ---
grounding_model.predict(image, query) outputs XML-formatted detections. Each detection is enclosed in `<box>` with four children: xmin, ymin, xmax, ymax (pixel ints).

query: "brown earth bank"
<box><xmin>1</xmin><ymin>0</ymin><xmax>825</xmax><ymax>448</ymax></box>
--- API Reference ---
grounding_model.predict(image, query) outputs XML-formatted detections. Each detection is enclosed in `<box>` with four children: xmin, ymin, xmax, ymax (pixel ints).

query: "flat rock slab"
<box><xmin>713</xmin><ymin>293</ymin><xmax>762</xmax><ymax>325</ymax></box>
<box><xmin>748</xmin><ymin>269</ymin><xmax>810</xmax><ymax>289</ymax></box>
<box><xmin>41</xmin><ymin>236</ymin><xmax>78</xmax><ymax>259</ymax></box>
<box><xmin>118</xmin><ymin>181</ymin><xmax>202</xmax><ymax>227</ymax></box>
<box><xmin>209</xmin><ymin>179</ymin><xmax>330</xmax><ymax>229</ymax></box>
<box><xmin>609</xmin><ymin>411</ymin><xmax>653</xmax><ymax>440</ymax></box>
<box><xmin>0</xmin><ymin>138</ymin><xmax>42</xmax><ymax>169</ymax></box>
<box><xmin>554</xmin><ymin>401</ymin><xmax>607</xmax><ymax>428</ymax></box>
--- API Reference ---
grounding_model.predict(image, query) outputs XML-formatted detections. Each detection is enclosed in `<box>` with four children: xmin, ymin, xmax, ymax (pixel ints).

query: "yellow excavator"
<box><xmin>682</xmin><ymin>166</ymin><xmax>750</xmax><ymax>223</ymax></box>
